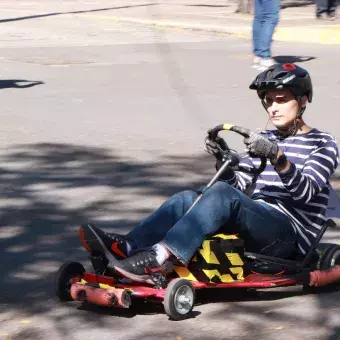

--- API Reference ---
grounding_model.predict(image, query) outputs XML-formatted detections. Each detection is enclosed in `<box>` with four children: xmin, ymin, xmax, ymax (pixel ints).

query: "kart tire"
<box><xmin>318</xmin><ymin>244</ymin><xmax>340</xmax><ymax>270</ymax></box>
<box><xmin>164</xmin><ymin>278</ymin><xmax>195</xmax><ymax>321</ymax></box>
<box><xmin>55</xmin><ymin>261</ymin><xmax>85</xmax><ymax>301</ymax></box>
<box><xmin>303</xmin><ymin>245</ymin><xmax>340</xmax><ymax>294</ymax></box>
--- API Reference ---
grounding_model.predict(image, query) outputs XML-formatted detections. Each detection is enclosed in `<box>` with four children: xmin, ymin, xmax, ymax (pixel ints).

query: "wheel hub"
<box><xmin>174</xmin><ymin>285</ymin><xmax>194</xmax><ymax>314</ymax></box>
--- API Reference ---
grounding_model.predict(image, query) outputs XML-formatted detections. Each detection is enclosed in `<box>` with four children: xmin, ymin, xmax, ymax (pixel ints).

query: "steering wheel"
<box><xmin>208</xmin><ymin>124</ymin><xmax>267</xmax><ymax>175</ymax></box>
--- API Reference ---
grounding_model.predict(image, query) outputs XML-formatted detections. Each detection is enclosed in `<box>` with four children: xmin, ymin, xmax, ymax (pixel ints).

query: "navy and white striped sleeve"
<box><xmin>279</xmin><ymin>140</ymin><xmax>339</xmax><ymax>204</ymax></box>
<box><xmin>227</xmin><ymin>156</ymin><xmax>257</xmax><ymax>192</ymax></box>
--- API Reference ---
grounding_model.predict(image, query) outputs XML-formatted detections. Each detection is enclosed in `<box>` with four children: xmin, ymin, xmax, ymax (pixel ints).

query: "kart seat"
<box><xmin>244</xmin><ymin>259</ymin><xmax>301</xmax><ymax>275</ymax></box>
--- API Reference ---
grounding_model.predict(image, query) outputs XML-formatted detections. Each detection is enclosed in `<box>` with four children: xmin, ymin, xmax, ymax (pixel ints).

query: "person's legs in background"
<box><xmin>316</xmin><ymin>0</ymin><xmax>330</xmax><ymax>18</ymax></box>
<box><xmin>256</xmin><ymin>0</ymin><xmax>280</xmax><ymax>70</ymax></box>
<box><xmin>252</xmin><ymin>0</ymin><xmax>263</xmax><ymax>68</ymax></box>
<box><xmin>327</xmin><ymin>0</ymin><xmax>337</xmax><ymax>19</ymax></box>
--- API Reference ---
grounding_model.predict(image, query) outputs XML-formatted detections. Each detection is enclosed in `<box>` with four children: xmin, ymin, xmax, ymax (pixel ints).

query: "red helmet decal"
<box><xmin>283</xmin><ymin>63</ymin><xmax>296</xmax><ymax>71</ymax></box>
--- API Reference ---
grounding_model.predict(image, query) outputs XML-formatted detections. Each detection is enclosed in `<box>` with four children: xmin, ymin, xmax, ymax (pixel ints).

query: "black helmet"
<box><xmin>249</xmin><ymin>63</ymin><xmax>313</xmax><ymax>103</ymax></box>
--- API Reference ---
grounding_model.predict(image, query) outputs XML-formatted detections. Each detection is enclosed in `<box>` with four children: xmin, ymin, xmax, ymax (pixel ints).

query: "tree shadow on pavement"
<box><xmin>77</xmin><ymin>300</ymin><xmax>202</xmax><ymax>319</ymax></box>
<box><xmin>6</xmin><ymin>327</ymin><xmax>46</xmax><ymax>340</ymax></box>
<box><xmin>195</xmin><ymin>287</ymin><xmax>303</xmax><ymax>305</ymax></box>
<box><xmin>273</xmin><ymin>55</ymin><xmax>316</xmax><ymax>63</ymax></box>
<box><xmin>281</xmin><ymin>0</ymin><xmax>314</xmax><ymax>9</ymax></box>
<box><xmin>0</xmin><ymin>3</ymin><xmax>158</xmax><ymax>24</ymax></box>
<box><xmin>328</xmin><ymin>327</ymin><xmax>340</xmax><ymax>340</ymax></box>
<box><xmin>0</xmin><ymin>79</ymin><xmax>44</xmax><ymax>89</ymax></box>
<box><xmin>1</xmin><ymin>142</ymin><xmax>340</xmax><ymax>339</ymax></box>
<box><xmin>0</xmin><ymin>142</ymin><xmax>212</xmax><ymax>309</ymax></box>
<box><xmin>125</xmin><ymin>292</ymin><xmax>336</xmax><ymax>340</ymax></box>
<box><xmin>185</xmin><ymin>4</ymin><xmax>231</xmax><ymax>7</ymax></box>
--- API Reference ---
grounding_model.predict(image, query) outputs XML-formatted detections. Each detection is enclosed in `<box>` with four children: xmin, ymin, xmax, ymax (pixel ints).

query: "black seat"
<box><xmin>244</xmin><ymin>260</ymin><xmax>300</xmax><ymax>275</ymax></box>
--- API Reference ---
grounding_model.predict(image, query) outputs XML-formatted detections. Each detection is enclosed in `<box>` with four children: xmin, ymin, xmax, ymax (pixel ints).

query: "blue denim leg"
<box><xmin>328</xmin><ymin>0</ymin><xmax>337</xmax><ymax>13</ymax></box>
<box><xmin>316</xmin><ymin>0</ymin><xmax>328</xmax><ymax>14</ymax></box>
<box><xmin>252</xmin><ymin>0</ymin><xmax>263</xmax><ymax>57</ymax></box>
<box><xmin>259</xmin><ymin>0</ymin><xmax>280</xmax><ymax>58</ymax></box>
<box><xmin>162</xmin><ymin>182</ymin><xmax>297</xmax><ymax>265</ymax></box>
<box><xmin>126</xmin><ymin>190</ymin><xmax>197</xmax><ymax>250</ymax></box>
<box><xmin>253</xmin><ymin>0</ymin><xmax>280</xmax><ymax>58</ymax></box>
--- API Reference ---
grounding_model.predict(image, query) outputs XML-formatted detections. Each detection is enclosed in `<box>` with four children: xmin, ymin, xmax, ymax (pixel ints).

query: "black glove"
<box><xmin>204</xmin><ymin>136</ymin><xmax>227</xmax><ymax>160</ymax></box>
<box><xmin>244</xmin><ymin>132</ymin><xmax>278</xmax><ymax>160</ymax></box>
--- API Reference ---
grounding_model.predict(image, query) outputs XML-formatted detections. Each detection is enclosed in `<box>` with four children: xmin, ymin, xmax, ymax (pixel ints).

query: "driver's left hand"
<box><xmin>244</xmin><ymin>132</ymin><xmax>279</xmax><ymax>160</ymax></box>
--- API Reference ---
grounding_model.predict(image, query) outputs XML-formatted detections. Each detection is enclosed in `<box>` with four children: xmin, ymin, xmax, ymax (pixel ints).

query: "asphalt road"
<box><xmin>1</xmin><ymin>2</ymin><xmax>340</xmax><ymax>340</ymax></box>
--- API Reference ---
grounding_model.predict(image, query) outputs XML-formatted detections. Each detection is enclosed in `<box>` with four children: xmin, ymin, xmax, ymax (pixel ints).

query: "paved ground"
<box><xmin>2</xmin><ymin>0</ymin><xmax>340</xmax><ymax>45</ymax></box>
<box><xmin>1</xmin><ymin>1</ymin><xmax>340</xmax><ymax>340</ymax></box>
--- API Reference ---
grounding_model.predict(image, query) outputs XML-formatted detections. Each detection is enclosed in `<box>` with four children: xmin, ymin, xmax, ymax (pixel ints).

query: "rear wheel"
<box><xmin>55</xmin><ymin>261</ymin><xmax>85</xmax><ymax>301</ymax></box>
<box><xmin>319</xmin><ymin>245</ymin><xmax>340</xmax><ymax>270</ymax></box>
<box><xmin>303</xmin><ymin>245</ymin><xmax>340</xmax><ymax>293</ymax></box>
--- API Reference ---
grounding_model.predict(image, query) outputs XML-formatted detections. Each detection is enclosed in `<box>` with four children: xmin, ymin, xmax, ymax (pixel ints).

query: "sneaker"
<box><xmin>252</xmin><ymin>55</ymin><xmax>261</xmax><ymax>69</ymax></box>
<box><xmin>328</xmin><ymin>12</ymin><xmax>336</xmax><ymax>20</ymax></box>
<box><xmin>79</xmin><ymin>224</ymin><xmax>129</xmax><ymax>260</ymax></box>
<box><xmin>111</xmin><ymin>247</ymin><xmax>163</xmax><ymax>285</ymax></box>
<box><xmin>257</xmin><ymin>58</ymin><xmax>276</xmax><ymax>71</ymax></box>
<box><xmin>316</xmin><ymin>12</ymin><xmax>327</xmax><ymax>19</ymax></box>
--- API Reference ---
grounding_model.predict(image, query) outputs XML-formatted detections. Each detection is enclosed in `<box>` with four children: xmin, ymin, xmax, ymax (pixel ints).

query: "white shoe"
<box><xmin>251</xmin><ymin>56</ymin><xmax>261</xmax><ymax>69</ymax></box>
<box><xmin>257</xmin><ymin>58</ymin><xmax>276</xmax><ymax>71</ymax></box>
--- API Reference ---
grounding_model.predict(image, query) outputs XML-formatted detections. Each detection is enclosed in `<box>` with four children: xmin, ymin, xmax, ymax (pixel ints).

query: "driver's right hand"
<box><xmin>204</xmin><ymin>136</ymin><xmax>225</xmax><ymax>160</ymax></box>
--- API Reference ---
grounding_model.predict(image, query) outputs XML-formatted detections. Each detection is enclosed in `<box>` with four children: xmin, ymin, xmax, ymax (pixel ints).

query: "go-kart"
<box><xmin>55</xmin><ymin>124</ymin><xmax>340</xmax><ymax>320</ymax></box>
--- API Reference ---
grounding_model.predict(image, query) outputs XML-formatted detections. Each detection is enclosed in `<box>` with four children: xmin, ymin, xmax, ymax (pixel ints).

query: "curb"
<box><xmin>84</xmin><ymin>13</ymin><xmax>340</xmax><ymax>44</ymax></box>
<box><xmin>275</xmin><ymin>25</ymin><xmax>340</xmax><ymax>44</ymax></box>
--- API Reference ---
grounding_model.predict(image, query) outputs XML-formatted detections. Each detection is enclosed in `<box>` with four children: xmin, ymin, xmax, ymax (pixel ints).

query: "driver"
<box><xmin>79</xmin><ymin>63</ymin><xmax>339</xmax><ymax>284</ymax></box>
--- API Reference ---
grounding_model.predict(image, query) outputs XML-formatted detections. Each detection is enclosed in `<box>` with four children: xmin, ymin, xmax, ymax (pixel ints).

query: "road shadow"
<box><xmin>185</xmin><ymin>4</ymin><xmax>231</xmax><ymax>7</ymax></box>
<box><xmin>1</xmin><ymin>142</ymin><xmax>339</xmax><ymax>338</ymax></box>
<box><xmin>273</xmin><ymin>55</ymin><xmax>316</xmax><ymax>63</ymax></box>
<box><xmin>0</xmin><ymin>142</ymin><xmax>213</xmax><ymax>334</ymax></box>
<box><xmin>0</xmin><ymin>79</ymin><xmax>44</xmax><ymax>89</ymax></box>
<box><xmin>195</xmin><ymin>286</ymin><xmax>302</xmax><ymax>305</ymax></box>
<box><xmin>328</xmin><ymin>327</ymin><xmax>340</xmax><ymax>340</ymax></box>
<box><xmin>6</xmin><ymin>327</ymin><xmax>46</xmax><ymax>340</ymax></box>
<box><xmin>78</xmin><ymin>300</ymin><xmax>201</xmax><ymax>319</ymax></box>
<box><xmin>77</xmin><ymin>301</ymin><xmax>146</xmax><ymax>318</ymax></box>
<box><xmin>0</xmin><ymin>142</ymin><xmax>213</xmax><ymax>309</ymax></box>
<box><xmin>0</xmin><ymin>3</ymin><xmax>158</xmax><ymax>23</ymax></box>
<box><xmin>281</xmin><ymin>0</ymin><xmax>314</xmax><ymax>9</ymax></box>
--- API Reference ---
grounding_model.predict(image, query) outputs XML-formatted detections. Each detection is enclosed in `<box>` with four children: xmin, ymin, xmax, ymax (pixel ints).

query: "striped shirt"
<box><xmin>226</xmin><ymin>128</ymin><xmax>339</xmax><ymax>255</ymax></box>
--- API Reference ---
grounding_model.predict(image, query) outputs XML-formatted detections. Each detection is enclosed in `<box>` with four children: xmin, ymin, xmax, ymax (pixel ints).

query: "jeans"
<box><xmin>252</xmin><ymin>0</ymin><xmax>280</xmax><ymax>59</ymax></box>
<box><xmin>127</xmin><ymin>182</ymin><xmax>298</xmax><ymax>265</ymax></box>
<box><xmin>315</xmin><ymin>0</ymin><xmax>336</xmax><ymax>15</ymax></box>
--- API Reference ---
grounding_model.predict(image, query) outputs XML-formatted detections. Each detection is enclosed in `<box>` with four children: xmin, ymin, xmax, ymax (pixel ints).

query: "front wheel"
<box><xmin>55</xmin><ymin>261</ymin><xmax>85</xmax><ymax>301</ymax></box>
<box><xmin>163</xmin><ymin>278</ymin><xmax>195</xmax><ymax>321</ymax></box>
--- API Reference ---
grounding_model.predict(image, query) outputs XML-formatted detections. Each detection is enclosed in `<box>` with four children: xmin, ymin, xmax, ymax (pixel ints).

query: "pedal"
<box><xmin>146</xmin><ymin>264</ymin><xmax>169</xmax><ymax>288</ymax></box>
